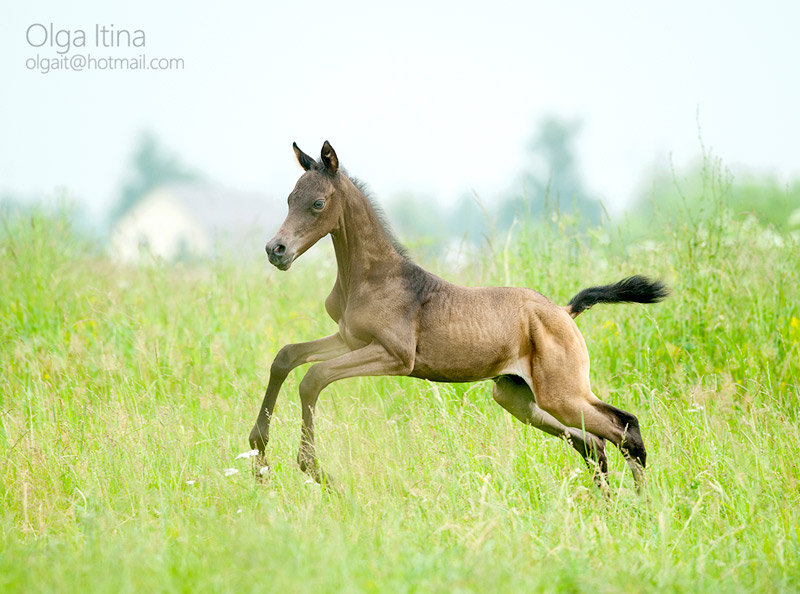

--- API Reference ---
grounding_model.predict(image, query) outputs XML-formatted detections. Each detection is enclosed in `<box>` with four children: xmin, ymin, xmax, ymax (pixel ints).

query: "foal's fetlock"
<box><xmin>591</xmin><ymin>444</ymin><xmax>609</xmax><ymax>476</ymax></box>
<box><xmin>585</xmin><ymin>447</ymin><xmax>609</xmax><ymax>488</ymax></box>
<box><xmin>296</xmin><ymin>447</ymin><xmax>318</xmax><ymax>475</ymax></box>
<box><xmin>621</xmin><ymin>426</ymin><xmax>646</xmax><ymax>469</ymax></box>
<box><xmin>620</xmin><ymin>432</ymin><xmax>647</xmax><ymax>491</ymax></box>
<box><xmin>569</xmin><ymin>433</ymin><xmax>608</xmax><ymax>475</ymax></box>
<box><xmin>249</xmin><ymin>426</ymin><xmax>269</xmax><ymax>453</ymax></box>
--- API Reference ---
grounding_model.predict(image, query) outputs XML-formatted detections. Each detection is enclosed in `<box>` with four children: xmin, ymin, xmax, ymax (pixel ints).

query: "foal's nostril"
<box><xmin>273</xmin><ymin>243</ymin><xmax>286</xmax><ymax>257</ymax></box>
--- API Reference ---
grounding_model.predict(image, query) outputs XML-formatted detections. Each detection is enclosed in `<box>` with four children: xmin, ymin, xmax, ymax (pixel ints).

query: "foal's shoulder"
<box><xmin>399</xmin><ymin>260</ymin><xmax>446</xmax><ymax>303</ymax></box>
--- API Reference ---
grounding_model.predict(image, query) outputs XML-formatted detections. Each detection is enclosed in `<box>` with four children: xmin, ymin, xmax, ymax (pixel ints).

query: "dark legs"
<box><xmin>592</xmin><ymin>401</ymin><xmax>647</xmax><ymax>485</ymax></box>
<box><xmin>250</xmin><ymin>336</ymin><xmax>408</xmax><ymax>485</ymax></box>
<box><xmin>492</xmin><ymin>375</ymin><xmax>608</xmax><ymax>481</ymax></box>
<box><xmin>248</xmin><ymin>334</ymin><xmax>349</xmax><ymax>468</ymax></box>
<box><xmin>533</xmin><ymin>387</ymin><xmax>647</xmax><ymax>490</ymax></box>
<box><xmin>251</xmin><ymin>337</ymin><xmax>646</xmax><ymax>490</ymax></box>
<box><xmin>294</xmin><ymin>343</ymin><xmax>410</xmax><ymax>484</ymax></box>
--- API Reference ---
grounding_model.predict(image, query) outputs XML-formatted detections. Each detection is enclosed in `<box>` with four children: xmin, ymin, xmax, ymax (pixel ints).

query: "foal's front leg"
<box><xmin>249</xmin><ymin>333</ymin><xmax>349</xmax><ymax>466</ymax></box>
<box><xmin>295</xmin><ymin>342</ymin><xmax>411</xmax><ymax>483</ymax></box>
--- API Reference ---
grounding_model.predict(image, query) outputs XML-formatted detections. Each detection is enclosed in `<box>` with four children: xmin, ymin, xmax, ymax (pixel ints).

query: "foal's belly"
<box><xmin>409</xmin><ymin>288</ymin><xmax>535</xmax><ymax>382</ymax></box>
<box><xmin>409</xmin><ymin>362</ymin><xmax>503</xmax><ymax>383</ymax></box>
<box><xmin>410</xmin><ymin>331</ymin><xmax>524</xmax><ymax>382</ymax></box>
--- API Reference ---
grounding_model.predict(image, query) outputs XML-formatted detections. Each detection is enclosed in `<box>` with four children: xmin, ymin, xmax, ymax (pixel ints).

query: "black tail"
<box><xmin>566</xmin><ymin>275</ymin><xmax>669</xmax><ymax>318</ymax></box>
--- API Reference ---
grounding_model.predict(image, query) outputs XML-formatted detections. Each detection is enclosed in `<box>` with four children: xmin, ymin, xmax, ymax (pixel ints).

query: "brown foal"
<box><xmin>249</xmin><ymin>141</ymin><xmax>668</xmax><ymax>489</ymax></box>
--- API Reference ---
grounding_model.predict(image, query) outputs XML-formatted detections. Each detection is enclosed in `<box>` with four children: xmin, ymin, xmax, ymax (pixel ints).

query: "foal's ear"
<box><xmin>293</xmin><ymin>142</ymin><xmax>316</xmax><ymax>171</ymax></box>
<box><xmin>321</xmin><ymin>140</ymin><xmax>339</xmax><ymax>174</ymax></box>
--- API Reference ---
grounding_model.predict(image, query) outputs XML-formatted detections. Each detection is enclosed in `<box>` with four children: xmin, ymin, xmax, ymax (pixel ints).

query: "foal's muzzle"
<box><xmin>265</xmin><ymin>239</ymin><xmax>292</xmax><ymax>270</ymax></box>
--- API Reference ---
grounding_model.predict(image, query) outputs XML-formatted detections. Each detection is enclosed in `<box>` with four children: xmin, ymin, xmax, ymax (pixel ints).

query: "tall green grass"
<box><xmin>1</xmin><ymin>192</ymin><xmax>799</xmax><ymax>592</ymax></box>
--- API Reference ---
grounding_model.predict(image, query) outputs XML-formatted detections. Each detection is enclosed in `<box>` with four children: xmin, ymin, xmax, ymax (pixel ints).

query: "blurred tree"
<box><xmin>450</xmin><ymin>192</ymin><xmax>492</xmax><ymax>245</ymax></box>
<box><xmin>499</xmin><ymin>116</ymin><xmax>603</xmax><ymax>228</ymax></box>
<box><xmin>632</xmin><ymin>158</ymin><xmax>800</xmax><ymax>233</ymax></box>
<box><xmin>0</xmin><ymin>192</ymin><xmax>21</xmax><ymax>218</ymax></box>
<box><xmin>388</xmin><ymin>192</ymin><xmax>446</xmax><ymax>240</ymax></box>
<box><xmin>387</xmin><ymin>192</ymin><xmax>449</xmax><ymax>257</ymax></box>
<box><xmin>728</xmin><ymin>178</ymin><xmax>800</xmax><ymax>232</ymax></box>
<box><xmin>388</xmin><ymin>190</ymin><xmax>495</xmax><ymax>256</ymax></box>
<box><xmin>109</xmin><ymin>131</ymin><xmax>200</xmax><ymax>223</ymax></box>
<box><xmin>378</xmin><ymin>117</ymin><xmax>607</xmax><ymax>252</ymax></box>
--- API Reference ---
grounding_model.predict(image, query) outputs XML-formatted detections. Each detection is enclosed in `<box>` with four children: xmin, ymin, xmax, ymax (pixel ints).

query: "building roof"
<box><xmin>157</xmin><ymin>183</ymin><xmax>281</xmax><ymax>239</ymax></box>
<box><xmin>111</xmin><ymin>182</ymin><xmax>284</xmax><ymax>261</ymax></box>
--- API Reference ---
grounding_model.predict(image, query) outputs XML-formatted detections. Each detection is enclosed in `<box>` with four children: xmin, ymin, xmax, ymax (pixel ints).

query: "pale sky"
<box><xmin>1</xmin><ymin>1</ymin><xmax>798</xmax><ymax>225</ymax></box>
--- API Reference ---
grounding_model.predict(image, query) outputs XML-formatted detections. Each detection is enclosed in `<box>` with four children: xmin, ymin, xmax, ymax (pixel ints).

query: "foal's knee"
<box><xmin>271</xmin><ymin>344</ymin><xmax>297</xmax><ymax>377</ymax></box>
<box><xmin>492</xmin><ymin>376</ymin><xmax>536</xmax><ymax>421</ymax></box>
<box><xmin>491</xmin><ymin>379</ymin><xmax>514</xmax><ymax>407</ymax></box>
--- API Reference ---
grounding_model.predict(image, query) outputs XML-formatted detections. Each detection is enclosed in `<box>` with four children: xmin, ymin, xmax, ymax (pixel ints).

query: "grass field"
<box><xmin>2</xmin><ymin>190</ymin><xmax>799</xmax><ymax>592</ymax></box>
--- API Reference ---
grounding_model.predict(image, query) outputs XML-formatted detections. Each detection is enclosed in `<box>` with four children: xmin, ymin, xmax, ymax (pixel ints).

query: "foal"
<box><xmin>249</xmin><ymin>141</ymin><xmax>668</xmax><ymax>488</ymax></box>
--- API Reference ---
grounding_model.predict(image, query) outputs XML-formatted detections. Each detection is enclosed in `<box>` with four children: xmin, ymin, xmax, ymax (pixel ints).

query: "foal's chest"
<box><xmin>325</xmin><ymin>288</ymin><xmax>367</xmax><ymax>350</ymax></box>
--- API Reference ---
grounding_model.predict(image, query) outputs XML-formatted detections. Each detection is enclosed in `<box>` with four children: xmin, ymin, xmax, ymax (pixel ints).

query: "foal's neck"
<box><xmin>330</xmin><ymin>183</ymin><xmax>405</xmax><ymax>291</ymax></box>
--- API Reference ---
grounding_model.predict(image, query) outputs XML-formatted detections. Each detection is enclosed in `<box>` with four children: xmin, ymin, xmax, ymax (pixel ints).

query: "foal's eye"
<box><xmin>312</xmin><ymin>199</ymin><xmax>326</xmax><ymax>211</ymax></box>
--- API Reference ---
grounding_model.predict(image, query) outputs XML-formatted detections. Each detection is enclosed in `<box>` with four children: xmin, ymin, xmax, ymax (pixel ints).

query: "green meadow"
<box><xmin>2</xmin><ymin>184</ymin><xmax>799</xmax><ymax>591</ymax></box>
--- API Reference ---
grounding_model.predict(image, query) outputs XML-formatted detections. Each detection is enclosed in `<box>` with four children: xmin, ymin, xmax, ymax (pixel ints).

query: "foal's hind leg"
<box><xmin>531</xmin><ymin>374</ymin><xmax>647</xmax><ymax>489</ymax></box>
<box><xmin>492</xmin><ymin>376</ymin><xmax>608</xmax><ymax>480</ymax></box>
<box><xmin>544</xmin><ymin>395</ymin><xmax>646</xmax><ymax>489</ymax></box>
<box><xmin>530</xmin><ymin>334</ymin><xmax>647</xmax><ymax>489</ymax></box>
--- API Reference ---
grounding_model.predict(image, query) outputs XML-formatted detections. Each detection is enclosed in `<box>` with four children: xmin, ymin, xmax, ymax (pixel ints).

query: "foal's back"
<box><xmin>406</xmin><ymin>265</ymin><xmax>581</xmax><ymax>383</ymax></box>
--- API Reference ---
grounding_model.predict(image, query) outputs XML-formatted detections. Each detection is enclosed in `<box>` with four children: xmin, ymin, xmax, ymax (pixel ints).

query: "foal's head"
<box><xmin>265</xmin><ymin>141</ymin><xmax>345</xmax><ymax>270</ymax></box>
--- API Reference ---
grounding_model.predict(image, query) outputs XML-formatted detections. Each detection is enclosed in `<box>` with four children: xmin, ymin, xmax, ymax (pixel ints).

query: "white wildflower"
<box><xmin>235</xmin><ymin>449</ymin><xmax>260</xmax><ymax>460</ymax></box>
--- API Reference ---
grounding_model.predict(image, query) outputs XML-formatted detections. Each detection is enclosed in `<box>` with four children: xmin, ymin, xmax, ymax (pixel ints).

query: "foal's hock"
<box><xmin>249</xmin><ymin>140</ymin><xmax>668</xmax><ymax>489</ymax></box>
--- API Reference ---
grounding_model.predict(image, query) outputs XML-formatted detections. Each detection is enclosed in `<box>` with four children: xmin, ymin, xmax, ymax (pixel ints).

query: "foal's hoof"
<box><xmin>312</xmin><ymin>470</ymin><xmax>340</xmax><ymax>494</ymax></box>
<box><xmin>631</xmin><ymin>466</ymin><xmax>647</xmax><ymax>495</ymax></box>
<box><xmin>297</xmin><ymin>456</ymin><xmax>338</xmax><ymax>491</ymax></box>
<box><xmin>248</xmin><ymin>453</ymin><xmax>270</xmax><ymax>481</ymax></box>
<box><xmin>253</xmin><ymin>463</ymin><xmax>271</xmax><ymax>481</ymax></box>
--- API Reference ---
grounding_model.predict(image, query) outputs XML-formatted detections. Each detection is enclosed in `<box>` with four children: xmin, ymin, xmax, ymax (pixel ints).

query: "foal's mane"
<box><xmin>343</xmin><ymin>171</ymin><xmax>411</xmax><ymax>261</ymax></box>
<box><xmin>306</xmin><ymin>156</ymin><xmax>411</xmax><ymax>260</ymax></box>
